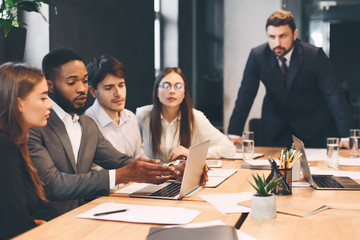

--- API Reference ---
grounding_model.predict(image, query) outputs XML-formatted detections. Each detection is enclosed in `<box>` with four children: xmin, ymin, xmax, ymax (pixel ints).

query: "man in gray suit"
<box><xmin>28</xmin><ymin>49</ymin><xmax>176</xmax><ymax>217</ymax></box>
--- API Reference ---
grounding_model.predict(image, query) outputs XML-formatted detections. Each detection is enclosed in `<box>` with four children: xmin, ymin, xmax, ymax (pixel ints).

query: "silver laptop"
<box><xmin>130</xmin><ymin>140</ymin><xmax>210</xmax><ymax>200</ymax></box>
<box><xmin>292</xmin><ymin>135</ymin><xmax>360</xmax><ymax>190</ymax></box>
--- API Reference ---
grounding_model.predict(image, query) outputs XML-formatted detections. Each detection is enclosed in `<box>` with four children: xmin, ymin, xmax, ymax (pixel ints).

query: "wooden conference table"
<box><xmin>14</xmin><ymin>147</ymin><xmax>360</xmax><ymax>240</ymax></box>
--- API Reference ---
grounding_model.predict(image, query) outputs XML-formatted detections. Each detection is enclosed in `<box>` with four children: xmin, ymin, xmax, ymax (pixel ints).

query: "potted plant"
<box><xmin>248</xmin><ymin>173</ymin><xmax>282</xmax><ymax>219</ymax></box>
<box><xmin>0</xmin><ymin>0</ymin><xmax>52</xmax><ymax>62</ymax></box>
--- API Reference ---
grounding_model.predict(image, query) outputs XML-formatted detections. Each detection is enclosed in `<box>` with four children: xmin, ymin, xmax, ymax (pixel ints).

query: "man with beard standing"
<box><xmin>228</xmin><ymin>10</ymin><xmax>351</xmax><ymax>148</ymax></box>
<box><xmin>28</xmin><ymin>49</ymin><xmax>176</xmax><ymax>218</ymax></box>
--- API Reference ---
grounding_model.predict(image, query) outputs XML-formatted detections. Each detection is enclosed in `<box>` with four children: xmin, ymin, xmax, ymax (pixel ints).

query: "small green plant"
<box><xmin>248</xmin><ymin>173</ymin><xmax>282</xmax><ymax>196</ymax></box>
<box><xmin>0</xmin><ymin>0</ymin><xmax>53</xmax><ymax>37</ymax></box>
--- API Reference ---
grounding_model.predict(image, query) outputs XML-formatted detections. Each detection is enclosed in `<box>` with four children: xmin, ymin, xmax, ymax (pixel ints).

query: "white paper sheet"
<box><xmin>221</xmin><ymin>153</ymin><xmax>264</xmax><ymax>160</ymax></box>
<box><xmin>77</xmin><ymin>202</ymin><xmax>201</xmax><ymax>225</ymax></box>
<box><xmin>244</xmin><ymin>159</ymin><xmax>280</xmax><ymax>166</ymax></box>
<box><xmin>205</xmin><ymin>169</ymin><xmax>237</xmax><ymax>188</ymax></box>
<box><xmin>339</xmin><ymin>157</ymin><xmax>360</xmax><ymax>166</ymax></box>
<box><xmin>304</xmin><ymin>148</ymin><xmax>326</xmax><ymax>161</ymax></box>
<box><xmin>199</xmin><ymin>192</ymin><xmax>253</xmax><ymax>214</ymax></box>
<box><xmin>207</xmin><ymin>169</ymin><xmax>237</xmax><ymax>177</ymax></box>
<box><xmin>292</xmin><ymin>182</ymin><xmax>311</xmax><ymax>187</ymax></box>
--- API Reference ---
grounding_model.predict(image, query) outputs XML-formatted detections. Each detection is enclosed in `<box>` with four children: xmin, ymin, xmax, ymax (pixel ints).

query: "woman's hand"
<box><xmin>168</xmin><ymin>146</ymin><xmax>189</xmax><ymax>161</ymax></box>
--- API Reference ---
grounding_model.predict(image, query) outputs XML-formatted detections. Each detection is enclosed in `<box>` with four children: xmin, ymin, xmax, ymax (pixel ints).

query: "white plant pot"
<box><xmin>251</xmin><ymin>194</ymin><xmax>276</xmax><ymax>219</ymax></box>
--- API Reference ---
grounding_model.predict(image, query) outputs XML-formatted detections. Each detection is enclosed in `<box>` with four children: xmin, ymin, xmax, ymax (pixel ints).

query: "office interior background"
<box><xmin>11</xmin><ymin>0</ymin><xmax>360</xmax><ymax>137</ymax></box>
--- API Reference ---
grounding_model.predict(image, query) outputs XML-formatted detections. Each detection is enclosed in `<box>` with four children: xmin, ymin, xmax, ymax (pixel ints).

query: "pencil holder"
<box><xmin>273</xmin><ymin>168</ymin><xmax>292</xmax><ymax>195</ymax></box>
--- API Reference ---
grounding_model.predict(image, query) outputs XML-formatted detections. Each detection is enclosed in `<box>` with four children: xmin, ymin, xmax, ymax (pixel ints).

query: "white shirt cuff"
<box><xmin>109</xmin><ymin>169</ymin><xmax>116</xmax><ymax>190</ymax></box>
<box><xmin>228</xmin><ymin>134</ymin><xmax>241</xmax><ymax>139</ymax></box>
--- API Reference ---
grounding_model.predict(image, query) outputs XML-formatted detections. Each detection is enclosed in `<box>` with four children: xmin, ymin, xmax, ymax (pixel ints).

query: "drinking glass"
<box><xmin>242</xmin><ymin>131</ymin><xmax>254</xmax><ymax>160</ymax></box>
<box><xmin>326</xmin><ymin>137</ymin><xmax>339</xmax><ymax>168</ymax></box>
<box><xmin>349</xmin><ymin>129</ymin><xmax>360</xmax><ymax>158</ymax></box>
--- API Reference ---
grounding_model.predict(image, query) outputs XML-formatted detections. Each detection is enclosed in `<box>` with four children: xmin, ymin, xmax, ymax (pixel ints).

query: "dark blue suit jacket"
<box><xmin>228</xmin><ymin>40</ymin><xmax>351</xmax><ymax>143</ymax></box>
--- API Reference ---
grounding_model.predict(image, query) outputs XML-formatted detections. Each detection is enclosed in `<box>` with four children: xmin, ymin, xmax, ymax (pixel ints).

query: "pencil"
<box><xmin>286</xmin><ymin>151</ymin><xmax>289</xmax><ymax>168</ymax></box>
<box><xmin>289</xmin><ymin>152</ymin><xmax>302</xmax><ymax>168</ymax></box>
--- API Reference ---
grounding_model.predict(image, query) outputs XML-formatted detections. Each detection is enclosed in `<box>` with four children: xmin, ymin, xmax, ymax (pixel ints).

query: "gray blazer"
<box><xmin>28</xmin><ymin>109</ymin><xmax>133</xmax><ymax>216</ymax></box>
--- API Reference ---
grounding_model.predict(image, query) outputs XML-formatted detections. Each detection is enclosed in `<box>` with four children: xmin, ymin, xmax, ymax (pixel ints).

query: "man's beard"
<box><xmin>273</xmin><ymin>40</ymin><xmax>295</xmax><ymax>57</ymax></box>
<box><xmin>52</xmin><ymin>87</ymin><xmax>87</xmax><ymax>115</ymax></box>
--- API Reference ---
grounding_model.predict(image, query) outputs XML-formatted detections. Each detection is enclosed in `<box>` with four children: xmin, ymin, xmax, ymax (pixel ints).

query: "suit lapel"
<box><xmin>76</xmin><ymin>116</ymin><xmax>88</xmax><ymax>173</ymax></box>
<box><xmin>47</xmin><ymin>109</ymin><xmax>78</xmax><ymax>173</ymax></box>
<box><xmin>286</xmin><ymin>41</ymin><xmax>303</xmax><ymax>91</ymax></box>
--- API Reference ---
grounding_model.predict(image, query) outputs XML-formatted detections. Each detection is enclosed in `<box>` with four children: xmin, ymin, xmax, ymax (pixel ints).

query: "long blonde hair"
<box><xmin>0</xmin><ymin>62</ymin><xmax>47</xmax><ymax>202</ymax></box>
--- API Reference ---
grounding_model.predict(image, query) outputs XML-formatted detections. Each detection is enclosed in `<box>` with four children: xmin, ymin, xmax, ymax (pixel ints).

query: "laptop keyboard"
<box><xmin>150</xmin><ymin>182</ymin><xmax>181</xmax><ymax>197</ymax></box>
<box><xmin>312</xmin><ymin>175</ymin><xmax>345</xmax><ymax>188</ymax></box>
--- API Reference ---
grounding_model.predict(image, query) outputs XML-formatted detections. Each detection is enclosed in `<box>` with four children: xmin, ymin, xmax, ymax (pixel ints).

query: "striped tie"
<box><xmin>280</xmin><ymin>57</ymin><xmax>288</xmax><ymax>75</ymax></box>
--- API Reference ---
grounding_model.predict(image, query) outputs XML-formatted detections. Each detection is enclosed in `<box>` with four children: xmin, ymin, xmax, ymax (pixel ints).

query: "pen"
<box><xmin>93</xmin><ymin>209</ymin><xmax>129</xmax><ymax>216</ymax></box>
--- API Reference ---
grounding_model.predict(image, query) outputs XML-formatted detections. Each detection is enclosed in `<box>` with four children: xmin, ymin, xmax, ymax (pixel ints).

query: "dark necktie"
<box><xmin>280</xmin><ymin>57</ymin><xmax>288</xmax><ymax>75</ymax></box>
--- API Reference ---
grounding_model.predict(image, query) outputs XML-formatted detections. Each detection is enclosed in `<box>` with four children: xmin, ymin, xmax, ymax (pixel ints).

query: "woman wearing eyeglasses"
<box><xmin>0</xmin><ymin>63</ymin><xmax>53</xmax><ymax>239</ymax></box>
<box><xmin>136</xmin><ymin>67</ymin><xmax>236</xmax><ymax>163</ymax></box>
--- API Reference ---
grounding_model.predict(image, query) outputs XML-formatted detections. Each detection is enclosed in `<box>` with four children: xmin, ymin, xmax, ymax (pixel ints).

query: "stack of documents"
<box><xmin>77</xmin><ymin>202</ymin><xmax>201</xmax><ymax>225</ymax></box>
<box><xmin>241</xmin><ymin>159</ymin><xmax>279</xmax><ymax>170</ymax></box>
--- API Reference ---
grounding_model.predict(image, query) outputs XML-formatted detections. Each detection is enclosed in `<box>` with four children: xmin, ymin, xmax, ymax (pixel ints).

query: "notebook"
<box><xmin>292</xmin><ymin>135</ymin><xmax>360</xmax><ymax>190</ymax></box>
<box><xmin>130</xmin><ymin>140</ymin><xmax>210</xmax><ymax>200</ymax></box>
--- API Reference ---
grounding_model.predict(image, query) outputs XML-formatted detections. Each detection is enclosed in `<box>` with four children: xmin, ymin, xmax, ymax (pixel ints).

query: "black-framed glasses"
<box><xmin>158</xmin><ymin>82</ymin><xmax>184</xmax><ymax>91</ymax></box>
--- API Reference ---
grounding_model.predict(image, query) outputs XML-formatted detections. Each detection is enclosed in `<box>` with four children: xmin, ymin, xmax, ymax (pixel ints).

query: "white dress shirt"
<box><xmin>51</xmin><ymin>99</ymin><xmax>82</xmax><ymax>163</ymax></box>
<box><xmin>136</xmin><ymin>105</ymin><xmax>236</xmax><ymax>162</ymax></box>
<box><xmin>85</xmin><ymin>99</ymin><xmax>145</xmax><ymax>158</ymax></box>
<box><xmin>277</xmin><ymin>45</ymin><xmax>294</xmax><ymax>68</ymax></box>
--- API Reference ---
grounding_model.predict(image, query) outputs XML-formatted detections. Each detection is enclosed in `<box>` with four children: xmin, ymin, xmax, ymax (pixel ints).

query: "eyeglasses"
<box><xmin>158</xmin><ymin>82</ymin><xmax>184</xmax><ymax>92</ymax></box>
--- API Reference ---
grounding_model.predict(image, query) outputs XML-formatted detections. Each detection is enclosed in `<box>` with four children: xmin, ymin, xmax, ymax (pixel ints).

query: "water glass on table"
<box><xmin>242</xmin><ymin>131</ymin><xmax>254</xmax><ymax>160</ymax></box>
<box><xmin>349</xmin><ymin>129</ymin><xmax>360</xmax><ymax>158</ymax></box>
<box><xmin>327</xmin><ymin>137</ymin><xmax>339</xmax><ymax>168</ymax></box>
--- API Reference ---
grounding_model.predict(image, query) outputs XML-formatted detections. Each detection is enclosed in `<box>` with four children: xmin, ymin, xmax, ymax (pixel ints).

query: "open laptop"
<box><xmin>130</xmin><ymin>140</ymin><xmax>210</xmax><ymax>200</ymax></box>
<box><xmin>292</xmin><ymin>135</ymin><xmax>360</xmax><ymax>190</ymax></box>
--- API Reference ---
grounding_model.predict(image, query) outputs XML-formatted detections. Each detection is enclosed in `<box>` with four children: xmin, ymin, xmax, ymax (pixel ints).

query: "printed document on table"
<box><xmin>199</xmin><ymin>192</ymin><xmax>253</xmax><ymax>214</ymax></box>
<box><xmin>77</xmin><ymin>202</ymin><xmax>201</xmax><ymax>225</ymax></box>
<box><xmin>339</xmin><ymin>157</ymin><xmax>360</xmax><ymax>166</ymax></box>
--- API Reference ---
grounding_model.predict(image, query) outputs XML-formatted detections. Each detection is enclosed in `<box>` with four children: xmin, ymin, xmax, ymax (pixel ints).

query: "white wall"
<box><xmin>223</xmin><ymin>0</ymin><xmax>281</xmax><ymax>134</ymax></box>
<box><xmin>22</xmin><ymin>5</ymin><xmax>49</xmax><ymax>68</ymax></box>
<box><xmin>161</xmin><ymin>0</ymin><xmax>179</xmax><ymax>68</ymax></box>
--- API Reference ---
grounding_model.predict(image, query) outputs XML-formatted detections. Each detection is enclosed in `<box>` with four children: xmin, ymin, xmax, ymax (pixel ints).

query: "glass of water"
<box><xmin>326</xmin><ymin>137</ymin><xmax>339</xmax><ymax>168</ymax></box>
<box><xmin>349</xmin><ymin>129</ymin><xmax>360</xmax><ymax>158</ymax></box>
<box><xmin>242</xmin><ymin>131</ymin><xmax>254</xmax><ymax>160</ymax></box>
